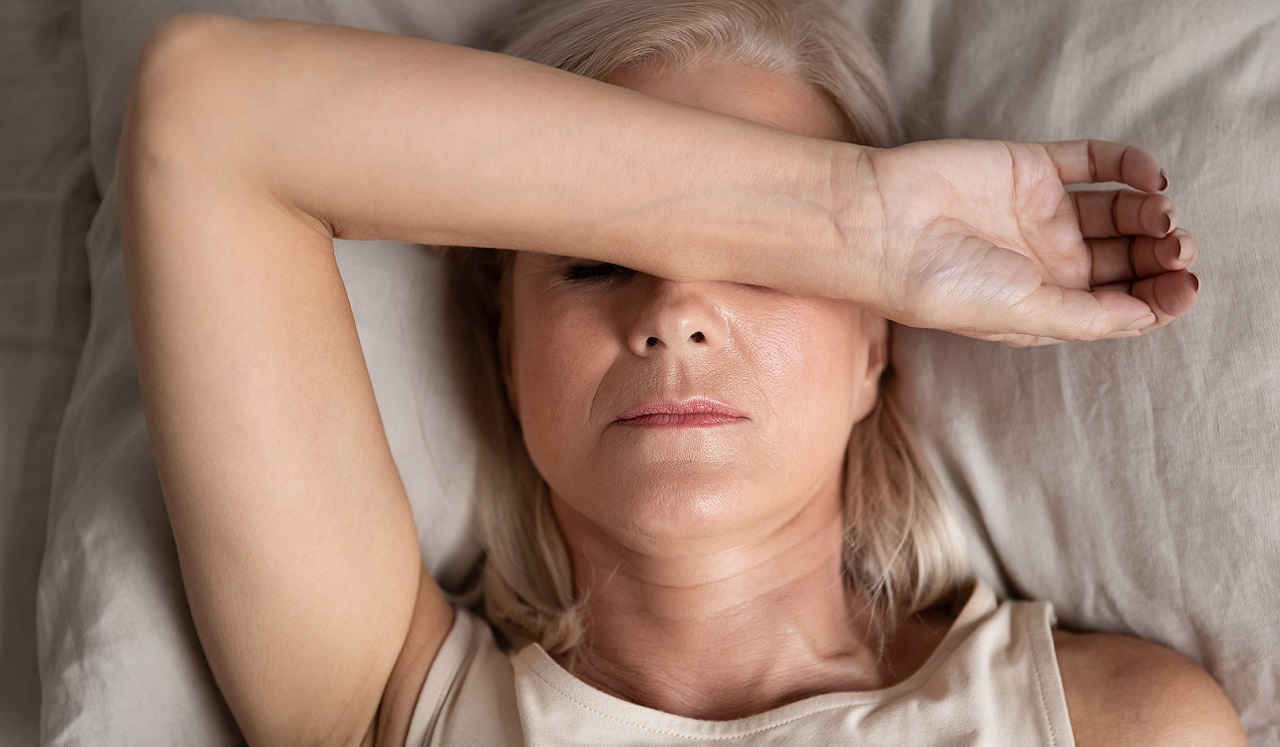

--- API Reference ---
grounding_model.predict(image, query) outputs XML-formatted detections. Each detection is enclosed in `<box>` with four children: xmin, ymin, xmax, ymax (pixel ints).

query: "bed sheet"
<box><xmin>0</xmin><ymin>0</ymin><xmax>95</xmax><ymax>743</ymax></box>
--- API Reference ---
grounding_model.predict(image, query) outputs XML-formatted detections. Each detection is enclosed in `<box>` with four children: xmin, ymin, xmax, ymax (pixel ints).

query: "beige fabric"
<box><xmin>407</xmin><ymin>580</ymin><xmax>1075</xmax><ymax>746</ymax></box>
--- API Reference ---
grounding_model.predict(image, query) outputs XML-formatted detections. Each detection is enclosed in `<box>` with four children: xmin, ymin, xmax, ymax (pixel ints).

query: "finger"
<box><xmin>999</xmin><ymin>272</ymin><xmax>1198</xmax><ymax>344</ymax></box>
<box><xmin>1088</xmin><ymin>229</ymin><xmax>1198</xmax><ymax>285</ymax></box>
<box><xmin>1042</xmin><ymin>140</ymin><xmax>1167</xmax><ymax>192</ymax></box>
<box><xmin>1164</xmin><ymin>228</ymin><xmax>1200</xmax><ymax>270</ymax></box>
<box><xmin>1018</xmin><ymin>277</ymin><xmax>1172</xmax><ymax>340</ymax></box>
<box><xmin>977</xmin><ymin>282</ymin><xmax>1152</xmax><ymax>345</ymax></box>
<box><xmin>1071</xmin><ymin>189</ymin><xmax>1178</xmax><ymax>238</ymax></box>
<box><xmin>1093</xmin><ymin>270</ymin><xmax>1200</xmax><ymax>334</ymax></box>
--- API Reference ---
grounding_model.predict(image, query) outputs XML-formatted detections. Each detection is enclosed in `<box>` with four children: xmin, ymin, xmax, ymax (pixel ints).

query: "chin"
<box><xmin>580</xmin><ymin>465</ymin><xmax>770</xmax><ymax>546</ymax></box>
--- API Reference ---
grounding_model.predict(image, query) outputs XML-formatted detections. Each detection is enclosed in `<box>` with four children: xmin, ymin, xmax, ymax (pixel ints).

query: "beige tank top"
<box><xmin>405</xmin><ymin>579</ymin><xmax>1075</xmax><ymax>745</ymax></box>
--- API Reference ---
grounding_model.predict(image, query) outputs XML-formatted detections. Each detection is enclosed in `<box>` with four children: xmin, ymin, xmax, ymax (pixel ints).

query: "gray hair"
<box><xmin>448</xmin><ymin>0</ymin><xmax>968</xmax><ymax>665</ymax></box>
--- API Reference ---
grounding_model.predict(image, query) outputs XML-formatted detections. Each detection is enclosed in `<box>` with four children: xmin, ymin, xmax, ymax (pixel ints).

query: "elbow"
<box><xmin>133</xmin><ymin>12</ymin><xmax>236</xmax><ymax>77</ymax></box>
<box><xmin>121</xmin><ymin>13</ymin><xmax>253</xmax><ymax>179</ymax></box>
<box><xmin>118</xmin><ymin>14</ymin><xmax>333</xmax><ymax>252</ymax></box>
<box><xmin>118</xmin><ymin>12</ymin><xmax>273</xmax><ymax>269</ymax></box>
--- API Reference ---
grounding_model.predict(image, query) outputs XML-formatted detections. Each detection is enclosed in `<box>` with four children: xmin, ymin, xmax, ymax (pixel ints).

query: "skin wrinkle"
<box><xmin>562</xmin><ymin>486</ymin><xmax>859</xmax><ymax>709</ymax></box>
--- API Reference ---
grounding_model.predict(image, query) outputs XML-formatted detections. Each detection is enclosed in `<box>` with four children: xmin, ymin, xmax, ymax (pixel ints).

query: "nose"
<box><xmin>626</xmin><ymin>278</ymin><xmax>728</xmax><ymax>356</ymax></box>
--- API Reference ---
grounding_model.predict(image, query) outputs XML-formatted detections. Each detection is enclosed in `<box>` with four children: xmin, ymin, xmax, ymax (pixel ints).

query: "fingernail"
<box><xmin>1175</xmin><ymin>233</ymin><xmax>1191</xmax><ymax>263</ymax></box>
<box><xmin>1163</xmin><ymin>208</ymin><xmax>1178</xmax><ymax>236</ymax></box>
<box><xmin>1159</xmin><ymin>169</ymin><xmax>1169</xmax><ymax>191</ymax></box>
<box><xmin>1191</xmin><ymin>273</ymin><xmax>1200</xmax><ymax>291</ymax></box>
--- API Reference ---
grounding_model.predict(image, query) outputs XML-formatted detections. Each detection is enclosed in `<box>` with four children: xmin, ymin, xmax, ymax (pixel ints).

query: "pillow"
<box><xmin>38</xmin><ymin>0</ymin><xmax>1278</xmax><ymax>744</ymax></box>
<box><xmin>857</xmin><ymin>0</ymin><xmax>1280</xmax><ymax>740</ymax></box>
<box><xmin>0</xmin><ymin>0</ymin><xmax>95</xmax><ymax>742</ymax></box>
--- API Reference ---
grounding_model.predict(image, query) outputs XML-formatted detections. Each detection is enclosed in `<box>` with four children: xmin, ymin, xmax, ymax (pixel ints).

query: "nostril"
<box><xmin>646</xmin><ymin>336</ymin><xmax>659</xmax><ymax>348</ymax></box>
<box><xmin>690</xmin><ymin>331</ymin><xmax>705</xmax><ymax>343</ymax></box>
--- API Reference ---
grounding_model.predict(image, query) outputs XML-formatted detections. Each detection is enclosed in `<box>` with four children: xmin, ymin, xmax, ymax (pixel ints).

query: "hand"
<box><xmin>858</xmin><ymin>139</ymin><xmax>1198</xmax><ymax>346</ymax></box>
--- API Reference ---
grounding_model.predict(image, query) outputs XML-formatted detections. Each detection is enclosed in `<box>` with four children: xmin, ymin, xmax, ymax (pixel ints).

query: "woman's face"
<box><xmin>506</xmin><ymin>61</ymin><xmax>888</xmax><ymax>553</ymax></box>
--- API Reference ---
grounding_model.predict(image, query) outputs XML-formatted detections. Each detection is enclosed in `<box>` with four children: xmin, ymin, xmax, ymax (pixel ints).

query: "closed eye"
<box><xmin>562</xmin><ymin>261</ymin><xmax>638</xmax><ymax>283</ymax></box>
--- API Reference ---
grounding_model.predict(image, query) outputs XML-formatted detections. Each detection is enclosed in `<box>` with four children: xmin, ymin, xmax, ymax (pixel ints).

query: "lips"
<box><xmin>615</xmin><ymin>397</ymin><xmax>748</xmax><ymax>427</ymax></box>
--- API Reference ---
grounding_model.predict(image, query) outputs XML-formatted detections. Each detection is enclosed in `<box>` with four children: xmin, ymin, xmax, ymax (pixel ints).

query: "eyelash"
<box><xmin>558</xmin><ymin>261</ymin><xmax>771</xmax><ymax>293</ymax></box>
<box><xmin>562</xmin><ymin>261</ymin><xmax>638</xmax><ymax>283</ymax></box>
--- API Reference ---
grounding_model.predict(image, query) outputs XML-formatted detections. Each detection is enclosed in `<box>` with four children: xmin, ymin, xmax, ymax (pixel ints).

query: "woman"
<box><xmin>118</xmin><ymin>0</ymin><xmax>1237</xmax><ymax>744</ymax></box>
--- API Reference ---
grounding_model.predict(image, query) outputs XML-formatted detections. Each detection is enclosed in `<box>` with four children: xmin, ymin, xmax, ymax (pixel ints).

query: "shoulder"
<box><xmin>1051</xmin><ymin>629</ymin><xmax>1247</xmax><ymax>747</ymax></box>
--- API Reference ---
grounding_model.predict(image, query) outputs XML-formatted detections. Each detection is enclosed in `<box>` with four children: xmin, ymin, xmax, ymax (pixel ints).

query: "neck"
<box><xmin>551</xmin><ymin>477</ymin><xmax>912</xmax><ymax>721</ymax></box>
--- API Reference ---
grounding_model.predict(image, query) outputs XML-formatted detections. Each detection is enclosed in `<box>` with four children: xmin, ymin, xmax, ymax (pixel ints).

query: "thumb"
<box><xmin>1013</xmin><ymin>284</ymin><xmax>1157</xmax><ymax>342</ymax></box>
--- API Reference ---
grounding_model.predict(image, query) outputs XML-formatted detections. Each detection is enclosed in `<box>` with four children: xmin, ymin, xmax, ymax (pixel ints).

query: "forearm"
<box><xmin>135</xmin><ymin>13</ymin><xmax>869</xmax><ymax>294</ymax></box>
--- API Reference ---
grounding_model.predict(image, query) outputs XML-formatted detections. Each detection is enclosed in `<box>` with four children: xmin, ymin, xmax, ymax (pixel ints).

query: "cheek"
<box><xmin>738</xmin><ymin>301</ymin><xmax>868</xmax><ymax>428</ymax></box>
<box><xmin>508</xmin><ymin>297</ymin><xmax>610</xmax><ymax>486</ymax></box>
<box><xmin>772</xmin><ymin>305</ymin><xmax>872</xmax><ymax>490</ymax></box>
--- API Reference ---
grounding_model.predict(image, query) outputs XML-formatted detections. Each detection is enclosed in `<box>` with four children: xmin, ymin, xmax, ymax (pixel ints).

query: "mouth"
<box><xmin>614</xmin><ymin>397</ymin><xmax>748</xmax><ymax>428</ymax></box>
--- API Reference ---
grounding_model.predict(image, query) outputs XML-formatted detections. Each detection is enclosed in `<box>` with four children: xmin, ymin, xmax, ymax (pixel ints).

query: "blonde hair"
<box><xmin>484</xmin><ymin>0</ymin><xmax>900</xmax><ymax>146</ymax></box>
<box><xmin>444</xmin><ymin>0</ymin><xmax>969</xmax><ymax>663</ymax></box>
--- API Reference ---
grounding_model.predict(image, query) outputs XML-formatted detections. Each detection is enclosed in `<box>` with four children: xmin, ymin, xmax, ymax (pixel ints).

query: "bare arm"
<box><xmin>127</xmin><ymin>14</ymin><xmax>1196</xmax><ymax>345</ymax></box>
<box><xmin>119</xmin><ymin>12</ymin><xmax>858</xmax><ymax>745</ymax></box>
<box><xmin>136</xmin><ymin>14</ymin><xmax>853</xmax><ymax>289</ymax></box>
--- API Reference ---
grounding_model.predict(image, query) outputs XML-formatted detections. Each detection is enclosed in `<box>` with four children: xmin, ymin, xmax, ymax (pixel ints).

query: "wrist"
<box><xmin>822</xmin><ymin>142</ymin><xmax>890</xmax><ymax>309</ymax></box>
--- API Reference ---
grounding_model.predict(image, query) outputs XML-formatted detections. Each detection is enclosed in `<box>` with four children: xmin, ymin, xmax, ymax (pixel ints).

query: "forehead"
<box><xmin>604</xmin><ymin>60</ymin><xmax>847</xmax><ymax>141</ymax></box>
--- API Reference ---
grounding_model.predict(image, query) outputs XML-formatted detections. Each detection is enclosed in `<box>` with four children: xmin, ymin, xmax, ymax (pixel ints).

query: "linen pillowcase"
<box><xmin>862</xmin><ymin>0</ymin><xmax>1280</xmax><ymax>740</ymax></box>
